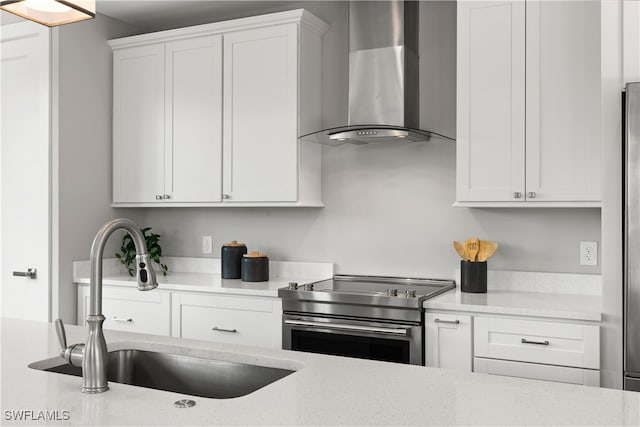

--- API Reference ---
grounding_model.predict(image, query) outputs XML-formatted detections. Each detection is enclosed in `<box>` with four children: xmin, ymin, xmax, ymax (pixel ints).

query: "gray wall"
<box><xmin>137</xmin><ymin>1</ymin><xmax>601</xmax><ymax>279</ymax></box>
<box><xmin>53</xmin><ymin>13</ymin><xmax>144</xmax><ymax>323</ymax></box>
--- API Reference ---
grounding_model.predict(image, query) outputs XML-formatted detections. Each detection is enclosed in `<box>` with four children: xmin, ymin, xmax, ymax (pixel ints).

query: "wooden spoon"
<box><xmin>477</xmin><ymin>240</ymin><xmax>499</xmax><ymax>262</ymax></box>
<box><xmin>465</xmin><ymin>237</ymin><xmax>480</xmax><ymax>262</ymax></box>
<box><xmin>453</xmin><ymin>241</ymin><xmax>467</xmax><ymax>260</ymax></box>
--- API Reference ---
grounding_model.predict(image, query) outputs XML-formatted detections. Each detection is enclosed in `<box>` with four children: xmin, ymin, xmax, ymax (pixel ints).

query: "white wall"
<box><xmin>141</xmin><ymin>1</ymin><xmax>601</xmax><ymax>279</ymax></box>
<box><xmin>52</xmin><ymin>14</ymin><xmax>144</xmax><ymax>324</ymax></box>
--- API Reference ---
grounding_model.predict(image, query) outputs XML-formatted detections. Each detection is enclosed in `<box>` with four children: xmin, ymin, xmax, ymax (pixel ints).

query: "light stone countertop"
<box><xmin>2</xmin><ymin>318</ymin><xmax>638</xmax><ymax>426</ymax></box>
<box><xmin>423</xmin><ymin>288</ymin><xmax>602</xmax><ymax>321</ymax></box>
<box><xmin>73</xmin><ymin>257</ymin><xmax>333</xmax><ymax>298</ymax></box>
<box><xmin>423</xmin><ymin>270</ymin><xmax>603</xmax><ymax>322</ymax></box>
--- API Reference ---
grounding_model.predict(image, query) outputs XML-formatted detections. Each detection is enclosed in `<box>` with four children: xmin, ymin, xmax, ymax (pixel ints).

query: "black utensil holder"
<box><xmin>460</xmin><ymin>260</ymin><xmax>487</xmax><ymax>293</ymax></box>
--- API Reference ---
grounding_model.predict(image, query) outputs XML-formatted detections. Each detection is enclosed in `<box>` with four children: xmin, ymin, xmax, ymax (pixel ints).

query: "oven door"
<box><xmin>282</xmin><ymin>314</ymin><xmax>423</xmax><ymax>365</ymax></box>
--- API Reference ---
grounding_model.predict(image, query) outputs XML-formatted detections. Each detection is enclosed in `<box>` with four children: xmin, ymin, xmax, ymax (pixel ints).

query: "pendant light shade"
<box><xmin>1</xmin><ymin>0</ymin><xmax>95</xmax><ymax>27</ymax></box>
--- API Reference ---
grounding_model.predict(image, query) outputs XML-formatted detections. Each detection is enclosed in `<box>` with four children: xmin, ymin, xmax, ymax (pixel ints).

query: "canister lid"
<box><xmin>223</xmin><ymin>240</ymin><xmax>246</xmax><ymax>247</ymax></box>
<box><xmin>243</xmin><ymin>251</ymin><xmax>267</xmax><ymax>258</ymax></box>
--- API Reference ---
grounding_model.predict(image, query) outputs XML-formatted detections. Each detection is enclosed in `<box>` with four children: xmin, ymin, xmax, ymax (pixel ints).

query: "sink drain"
<box><xmin>174</xmin><ymin>399</ymin><xmax>196</xmax><ymax>408</ymax></box>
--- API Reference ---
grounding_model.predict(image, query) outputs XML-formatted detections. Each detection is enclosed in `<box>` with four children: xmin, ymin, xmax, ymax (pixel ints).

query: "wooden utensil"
<box><xmin>465</xmin><ymin>237</ymin><xmax>480</xmax><ymax>262</ymax></box>
<box><xmin>453</xmin><ymin>241</ymin><xmax>467</xmax><ymax>260</ymax></box>
<box><xmin>477</xmin><ymin>240</ymin><xmax>498</xmax><ymax>262</ymax></box>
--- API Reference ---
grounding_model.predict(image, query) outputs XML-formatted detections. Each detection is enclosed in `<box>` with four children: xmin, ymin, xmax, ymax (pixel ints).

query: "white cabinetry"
<box><xmin>77</xmin><ymin>285</ymin><xmax>171</xmax><ymax>336</ymax></box>
<box><xmin>456</xmin><ymin>0</ymin><xmax>601</xmax><ymax>206</ymax></box>
<box><xmin>112</xmin><ymin>36</ymin><xmax>222</xmax><ymax>204</ymax></box>
<box><xmin>110</xmin><ymin>10</ymin><xmax>326</xmax><ymax>207</ymax></box>
<box><xmin>171</xmin><ymin>292</ymin><xmax>282</xmax><ymax>349</ymax></box>
<box><xmin>424</xmin><ymin>313</ymin><xmax>472</xmax><ymax>372</ymax></box>
<box><xmin>473</xmin><ymin>316</ymin><xmax>600</xmax><ymax>386</ymax></box>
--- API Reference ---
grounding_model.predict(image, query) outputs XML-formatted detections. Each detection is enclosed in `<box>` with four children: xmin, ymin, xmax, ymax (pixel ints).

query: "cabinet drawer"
<box><xmin>172</xmin><ymin>293</ymin><xmax>282</xmax><ymax>349</ymax></box>
<box><xmin>474</xmin><ymin>357</ymin><xmax>600</xmax><ymax>387</ymax></box>
<box><xmin>474</xmin><ymin>316</ymin><xmax>599</xmax><ymax>369</ymax></box>
<box><xmin>78</xmin><ymin>286</ymin><xmax>171</xmax><ymax>336</ymax></box>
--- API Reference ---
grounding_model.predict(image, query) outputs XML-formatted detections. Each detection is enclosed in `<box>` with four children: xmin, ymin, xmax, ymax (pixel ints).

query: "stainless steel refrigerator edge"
<box><xmin>624</xmin><ymin>81</ymin><xmax>640</xmax><ymax>391</ymax></box>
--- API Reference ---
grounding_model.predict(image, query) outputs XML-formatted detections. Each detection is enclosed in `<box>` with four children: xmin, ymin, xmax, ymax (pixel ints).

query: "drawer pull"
<box><xmin>434</xmin><ymin>318</ymin><xmax>460</xmax><ymax>325</ymax></box>
<box><xmin>212</xmin><ymin>326</ymin><xmax>238</xmax><ymax>333</ymax></box>
<box><xmin>521</xmin><ymin>338</ymin><xmax>549</xmax><ymax>346</ymax></box>
<box><xmin>113</xmin><ymin>317</ymin><xmax>133</xmax><ymax>323</ymax></box>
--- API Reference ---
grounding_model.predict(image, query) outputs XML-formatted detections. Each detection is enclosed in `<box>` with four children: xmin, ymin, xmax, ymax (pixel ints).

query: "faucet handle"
<box><xmin>54</xmin><ymin>318</ymin><xmax>84</xmax><ymax>367</ymax></box>
<box><xmin>55</xmin><ymin>318</ymin><xmax>67</xmax><ymax>350</ymax></box>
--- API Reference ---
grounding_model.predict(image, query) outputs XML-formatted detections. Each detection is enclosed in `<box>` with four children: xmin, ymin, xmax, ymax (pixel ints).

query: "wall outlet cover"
<box><xmin>202</xmin><ymin>235</ymin><xmax>213</xmax><ymax>255</ymax></box>
<box><xmin>580</xmin><ymin>241</ymin><xmax>598</xmax><ymax>266</ymax></box>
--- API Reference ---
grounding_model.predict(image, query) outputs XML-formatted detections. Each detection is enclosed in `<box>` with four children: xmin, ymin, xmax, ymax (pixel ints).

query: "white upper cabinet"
<box><xmin>110</xmin><ymin>10</ymin><xmax>327</xmax><ymax>207</ymax></box>
<box><xmin>165</xmin><ymin>36</ymin><xmax>223</xmax><ymax>203</ymax></box>
<box><xmin>456</xmin><ymin>0</ymin><xmax>601</xmax><ymax>207</ymax></box>
<box><xmin>113</xmin><ymin>44</ymin><xmax>165</xmax><ymax>203</ymax></box>
<box><xmin>222</xmin><ymin>24</ymin><xmax>298</xmax><ymax>203</ymax></box>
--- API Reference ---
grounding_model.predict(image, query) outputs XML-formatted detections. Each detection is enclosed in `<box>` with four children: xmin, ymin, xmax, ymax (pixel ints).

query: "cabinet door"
<box><xmin>223</xmin><ymin>24</ymin><xmax>298</xmax><ymax>202</ymax></box>
<box><xmin>113</xmin><ymin>44</ymin><xmax>165</xmax><ymax>203</ymax></box>
<box><xmin>165</xmin><ymin>35</ymin><xmax>223</xmax><ymax>203</ymax></box>
<box><xmin>525</xmin><ymin>1</ymin><xmax>601</xmax><ymax>202</ymax></box>
<box><xmin>425</xmin><ymin>313</ymin><xmax>472</xmax><ymax>372</ymax></box>
<box><xmin>456</xmin><ymin>1</ymin><xmax>525</xmax><ymax>202</ymax></box>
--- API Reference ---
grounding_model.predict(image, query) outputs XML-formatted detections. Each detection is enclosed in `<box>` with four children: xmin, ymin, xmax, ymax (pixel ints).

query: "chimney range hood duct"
<box><xmin>301</xmin><ymin>0</ymin><xmax>453</xmax><ymax>146</ymax></box>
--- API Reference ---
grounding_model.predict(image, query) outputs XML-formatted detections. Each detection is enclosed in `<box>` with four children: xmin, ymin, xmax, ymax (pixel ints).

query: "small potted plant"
<box><xmin>115</xmin><ymin>227</ymin><xmax>168</xmax><ymax>277</ymax></box>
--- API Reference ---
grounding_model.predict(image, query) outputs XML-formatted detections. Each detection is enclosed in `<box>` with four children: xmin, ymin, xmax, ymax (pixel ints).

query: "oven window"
<box><xmin>290</xmin><ymin>329</ymin><xmax>411</xmax><ymax>364</ymax></box>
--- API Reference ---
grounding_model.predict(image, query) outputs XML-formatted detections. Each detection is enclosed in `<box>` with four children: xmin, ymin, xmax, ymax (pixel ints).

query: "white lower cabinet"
<box><xmin>171</xmin><ymin>292</ymin><xmax>282</xmax><ymax>349</ymax></box>
<box><xmin>473</xmin><ymin>315</ymin><xmax>600</xmax><ymax>386</ymax></box>
<box><xmin>473</xmin><ymin>358</ymin><xmax>600</xmax><ymax>387</ymax></box>
<box><xmin>77</xmin><ymin>285</ymin><xmax>171</xmax><ymax>336</ymax></box>
<box><xmin>424</xmin><ymin>313</ymin><xmax>472</xmax><ymax>372</ymax></box>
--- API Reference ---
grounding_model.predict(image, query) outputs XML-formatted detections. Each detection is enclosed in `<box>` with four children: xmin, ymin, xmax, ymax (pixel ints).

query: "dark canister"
<box><xmin>460</xmin><ymin>260</ymin><xmax>487</xmax><ymax>293</ymax></box>
<box><xmin>241</xmin><ymin>251</ymin><xmax>269</xmax><ymax>282</ymax></box>
<box><xmin>221</xmin><ymin>240</ymin><xmax>247</xmax><ymax>279</ymax></box>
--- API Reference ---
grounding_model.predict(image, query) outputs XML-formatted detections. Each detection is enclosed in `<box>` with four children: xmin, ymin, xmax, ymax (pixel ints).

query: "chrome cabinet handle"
<box><xmin>527</xmin><ymin>192</ymin><xmax>537</xmax><ymax>199</ymax></box>
<box><xmin>521</xmin><ymin>338</ymin><xmax>549</xmax><ymax>346</ymax></box>
<box><xmin>212</xmin><ymin>326</ymin><xmax>238</xmax><ymax>333</ymax></box>
<box><xmin>112</xmin><ymin>317</ymin><xmax>133</xmax><ymax>323</ymax></box>
<box><xmin>513</xmin><ymin>192</ymin><xmax>523</xmax><ymax>199</ymax></box>
<box><xmin>434</xmin><ymin>318</ymin><xmax>460</xmax><ymax>325</ymax></box>
<box><xmin>155</xmin><ymin>194</ymin><xmax>163</xmax><ymax>200</ymax></box>
<box><xmin>13</xmin><ymin>268</ymin><xmax>37</xmax><ymax>279</ymax></box>
<box><xmin>284</xmin><ymin>319</ymin><xmax>410</xmax><ymax>336</ymax></box>
<box><xmin>222</xmin><ymin>194</ymin><xmax>230</xmax><ymax>200</ymax></box>
<box><xmin>163</xmin><ymin>194</ymin><xmax>171</xmax><ymax>200</ymax></box>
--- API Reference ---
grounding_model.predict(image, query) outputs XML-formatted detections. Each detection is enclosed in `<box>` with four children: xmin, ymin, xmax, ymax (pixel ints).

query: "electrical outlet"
<box><xmin>580</xmin><ymin>241</ymin><xmax>598</xmax><ymax>266</ymax></box>
<box><xmin>202</xmin><ymin>235</ymin><xmax>213</xmax><ymax>255</ymax></box>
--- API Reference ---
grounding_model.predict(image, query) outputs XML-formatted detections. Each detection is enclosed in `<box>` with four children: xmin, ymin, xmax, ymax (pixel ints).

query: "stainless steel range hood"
<box><xmin>301</xmin><ymin>0</ymin><xmax>453</xmax><ymax>146</ymax></box>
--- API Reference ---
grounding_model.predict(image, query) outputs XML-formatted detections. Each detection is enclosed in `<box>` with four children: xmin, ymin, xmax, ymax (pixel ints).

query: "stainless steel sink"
<box><xmin>31</xmin><ymin>349</ymin><xmax>295</xmax><ymax>399</ymax></box>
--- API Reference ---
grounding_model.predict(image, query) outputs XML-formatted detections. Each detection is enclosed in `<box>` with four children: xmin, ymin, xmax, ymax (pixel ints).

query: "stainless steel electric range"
<box><xmin>278</xmin><ymin>275</ymin><xmax>456</xmax><ymax>365</ymax></box>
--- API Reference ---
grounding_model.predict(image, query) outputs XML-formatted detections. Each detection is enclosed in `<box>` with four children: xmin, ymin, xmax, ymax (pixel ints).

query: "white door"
<box><xmin>165</xmin><ymin>35</ymin><xmax>223</xmax><ymax>203</ymax></box>
<box><xmin>525</xmin><ymin>0</ymin><xmax>601</xmax><ymax>202</ymax></box>
<box><xmin>456</xmin><ymin>1</ymin><xmax>526</xmax><ymax>202</ymax></box>
<box><xmin>112</xmin><ymin>44</ymin><xmax>165</xmax><ymax>203</ymax></box>
<box><xmin>223</xmin><ymin>24</ymin><xmax>298</xmax><ymax>202</ymax></box>
<box><xmin>0</xmin><ymin>22</ymin><xmax>51</xmax><ymax>321</ymax></box>
<box><xmin>425</xmin><ymin>313</ymin><xmax>473</xmax><ymax>372</ymax></box>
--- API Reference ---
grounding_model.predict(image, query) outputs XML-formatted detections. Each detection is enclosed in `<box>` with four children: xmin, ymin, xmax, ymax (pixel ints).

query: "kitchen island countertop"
<box><xmin>2</xmin><ymin>318</ymin><xmax>637</xmax><ymax>426</ymax></box>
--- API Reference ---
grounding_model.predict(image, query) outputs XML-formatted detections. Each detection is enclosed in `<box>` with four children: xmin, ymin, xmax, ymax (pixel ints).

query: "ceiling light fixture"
<box><xmin>0</xmin><ymin>0</ymin><xmax>95</xmax><ymax>27</ymax></box>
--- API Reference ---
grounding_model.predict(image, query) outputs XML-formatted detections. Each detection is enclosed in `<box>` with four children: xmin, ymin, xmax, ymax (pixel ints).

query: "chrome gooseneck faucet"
<box><xmin>55</xmin><ymin>218</ymin><xmax>158</xmax><ymax>393</ymax></box>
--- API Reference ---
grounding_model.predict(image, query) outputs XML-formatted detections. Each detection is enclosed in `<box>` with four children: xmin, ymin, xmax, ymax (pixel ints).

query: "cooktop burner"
<box><xmin>278</xmin><ymin>274</ymin><xmax>456</xmax><ymax>310</ymax></box>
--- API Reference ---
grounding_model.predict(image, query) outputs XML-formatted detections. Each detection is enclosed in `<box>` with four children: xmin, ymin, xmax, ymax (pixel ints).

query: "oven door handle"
<box><xmin>284</xmin><ymin>319</ymin><xmax>410</xmax><ymax>336</ymax></box>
